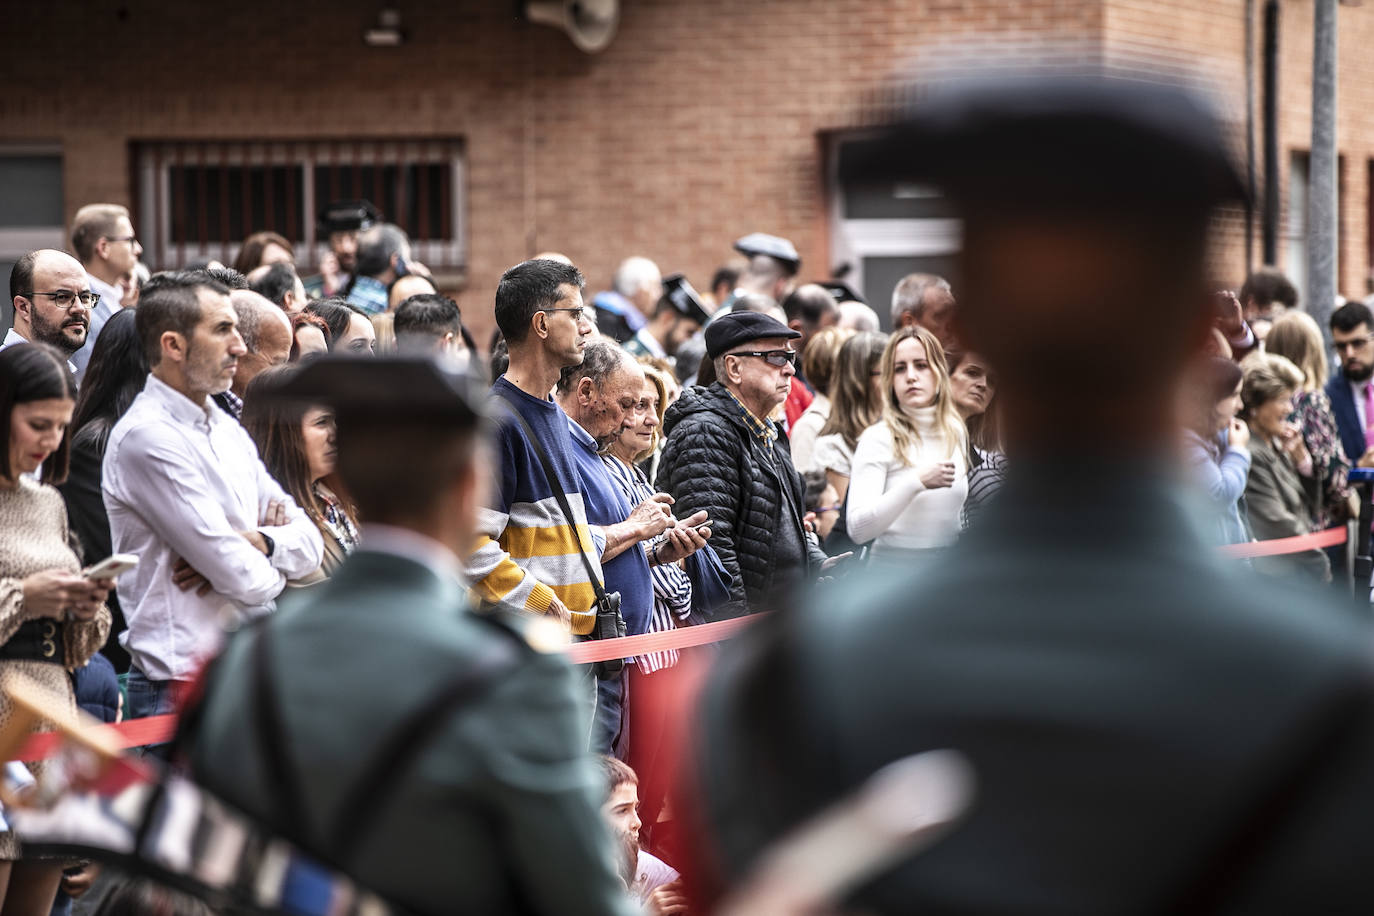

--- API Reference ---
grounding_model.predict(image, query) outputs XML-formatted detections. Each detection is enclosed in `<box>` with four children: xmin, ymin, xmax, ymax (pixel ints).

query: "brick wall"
<box><xmin>8</xmin><ymin>0</ymin><xmax>1371</xmax><ymax>344</ymax></box>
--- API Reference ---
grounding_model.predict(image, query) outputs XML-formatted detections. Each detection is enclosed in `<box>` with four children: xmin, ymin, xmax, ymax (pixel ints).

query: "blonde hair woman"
<box><xmin>813</xmin><ymin>331</ymin><xmax>887</xmax><ymax>503</ymax></box>
<box><xmin>1240</xmin><ymin>352</ymin><xmax>1330</xmax><ymax>582</ymax></box>
<box><xmin>845</xmin><ymin>326</ymin><xmax>968</xmax><ymax>560</ymax></box>
<box><xmin>1265</xmin><ymin>310</ymin><xmax>1354</xmax><ymax>528</ymax></box>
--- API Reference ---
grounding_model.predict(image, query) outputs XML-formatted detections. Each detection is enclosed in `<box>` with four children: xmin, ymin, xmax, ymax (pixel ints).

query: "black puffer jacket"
<box><xmin>657</xmin><ymin>383</ymin><xmax>826</xmax><ymax>617</ymax></box>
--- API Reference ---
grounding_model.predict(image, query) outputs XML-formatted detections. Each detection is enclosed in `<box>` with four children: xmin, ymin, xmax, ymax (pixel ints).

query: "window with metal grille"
<box><xmin>133</xmin><ymin>140</ymin><xmax>465</xmax><ymax>273</ymax></box>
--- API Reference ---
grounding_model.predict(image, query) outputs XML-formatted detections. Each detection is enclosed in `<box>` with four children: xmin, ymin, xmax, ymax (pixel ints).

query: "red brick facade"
<box><xmin>3</xmin><ymin>1</ymin><xmax>1372</xmax><ymax>345</ymax></box>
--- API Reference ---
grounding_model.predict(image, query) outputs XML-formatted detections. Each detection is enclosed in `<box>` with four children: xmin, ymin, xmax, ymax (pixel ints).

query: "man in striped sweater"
<box><xmin>468</xmin><ymin>258</ymin><xmax>602</xmax><ymax>632</ymax></box>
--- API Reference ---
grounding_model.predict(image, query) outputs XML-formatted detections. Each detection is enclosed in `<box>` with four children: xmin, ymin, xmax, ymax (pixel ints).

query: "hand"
<box><xmin>654</xmin><ymin>511</ymin><xmax>710</xmax><ymax>565</ymax></box>
<box><xmin>260</xmin><ymin>499</ymin><xmax>288</xmax><ymax>528</ymax></box>
<box><xmin>646</xmin><ymin>880</ymin><xmax>689</xmax><ymax>915</ymax></box>
<box><xmin>237</xmin><ymin>530</ymin><xmax>271</xmax><ymax>555</ymax></box>
<box><xmin>919</xmin><ymin>461</ymin><xmax>957</xmax><ymax>490</ymax></box>
<box><xmin>803</xmin><ymin>510</ymin><xmax>817</xmax><ymax>535</ymax></box>
<box><xmin>1215</xmin><ymin>289</ymin><xmax>1245</xmax><ymax>337</ymax></box>
<box><xmin>408</xmin><ymin>259</ymin><xmax>433</xmax><ymax>278</ymax></box>
<box><xmin>629</xmin><ymin>493</ymin><xmax>676</xmax><ymax>540</ymax></box>
<box><xmin>171</xmin><ymin>557</ymin><xmax>213</xmax><ymax>596</ymax></box>
<box><xmin>60</xmin><ymin>863</ymin><xmax>100</xmax><ymax>899</ymax></box>
<box><xmin>820</xmin><ymin>551</ymin><xmax>854</xmax><ymax>573</ymax></box>
<box><xmin>1359</xmin><ymin>447</ymin><xmax>1374</xmax><ymax>469</ymax></box>
<box><xmin>545</xmin><ymin>594</ymin><xmax>573</xmax><ymax>627</ymax></box>
<box><xmin>1279</xmin><ymin>423</ymin><xmax>1309</xmax><ymax>465</ymax></box>
<box><xmin>1228</xmin><ymin>418</ymin><xmax>1250</xmax><ymax>450</ymax></box>
<box><xmin>20</xmin><ymin>570</ymin><xmax>106</xmax><ymax>621</ymax></box>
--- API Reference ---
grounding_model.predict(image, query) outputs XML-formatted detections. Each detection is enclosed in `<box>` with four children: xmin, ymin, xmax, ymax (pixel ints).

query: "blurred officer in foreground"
<box><xmin>690</xmin><ymin>71</ymin><xmax>1374</xmax><ymax>913</ymax></box>
<box><xmin>187</xmin><ymin>357</ymin><xmax>635</xmax><ymax>916</ymax></box>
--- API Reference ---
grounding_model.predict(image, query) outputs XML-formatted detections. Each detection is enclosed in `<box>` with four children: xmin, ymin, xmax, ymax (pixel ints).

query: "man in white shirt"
<box><xmin>104</xmin><ymin>270</ymin><xmax>323</xmax><ymax>721</ymax></box>
<box><xmin>4</xmin><ymin>249</ymin><xmax>93</xmax><ymax>372</ymax></box>
<box><xmin>69</xmin><ymin>204</ymin><xmax>143</xmax><ymax>379</ymax></box>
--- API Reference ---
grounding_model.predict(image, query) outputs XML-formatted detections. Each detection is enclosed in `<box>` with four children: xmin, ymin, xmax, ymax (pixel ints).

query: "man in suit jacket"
<box><xmin>188</xmin><ymin>358</ymin><xmax>636</xmax><ymax>916</ymax></box>
<box><xmin>689</xmin><ymin>72</ymin><xmax>1374</xmax><ymax>914</ymax></box>
<box><xmin>1324</xmin><ymin>300</ymin><xmax>1374</xmax><ymax>470</ymax></box>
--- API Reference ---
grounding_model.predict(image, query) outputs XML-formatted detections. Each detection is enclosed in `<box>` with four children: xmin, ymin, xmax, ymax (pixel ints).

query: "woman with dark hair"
<box><xmin>813</xmin><ymin>331</ymin><xmax>887</xmax><ymax>503</ymax></box>
<box><xmin>946</xmin><ymin>349</ymin><xmax>1006</xmax><ymax>529</ymax></box>
<box><xmin>241</xmin><ymin>366</ymin><xmax>359</xmax><ymax>585</ymax></box>
<box><xmin>232</xmin><ymin>230</ymin><xmax>294</xmax><ymax>275</ymax></box>
<box><xmin>1181</xmin><ymin>355</ymin><xmax>1251</xmax><ymax>547</ymax></box>
<box><xmin>305</xmin><ymin>298</ymin><xmax>375</xmax><ymax>356</ymax></box>
<box><xmin>56</xmin><ymin>310</ymin><xmax>147</xmax><ymax>671</ymax></box>
<box><xmin>290</xmin><ymin>311</ymin><xmax>330</xmax><ymax>362</ymax></box>
<box><xmin>0</xmin><ymin>344</ymin><xmax>112</xmax><ymax>912</ymax></box>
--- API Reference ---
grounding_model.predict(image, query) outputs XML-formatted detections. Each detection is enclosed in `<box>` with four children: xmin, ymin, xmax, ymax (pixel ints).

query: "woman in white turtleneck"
<box><xmin>846</xmin><ymin>326</ymin><xmax>969</xmax><ymax>560</ymax></box>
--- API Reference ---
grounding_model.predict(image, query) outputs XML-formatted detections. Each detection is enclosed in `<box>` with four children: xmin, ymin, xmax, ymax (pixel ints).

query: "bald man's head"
<box><xmin>230</xmin><ymin>289</ymin><xmax>293</xmax><ymax>396</ymax></box>
<box><xmin>9</xmin><ymin>249</ymin><xmax>92</xmax><ymax>356</ymax></box>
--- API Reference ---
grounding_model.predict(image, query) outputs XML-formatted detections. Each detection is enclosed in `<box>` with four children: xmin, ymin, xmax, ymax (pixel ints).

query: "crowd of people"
<box><xmin>3</xmin><ymin>70</ymin><xmax>1374</xmax><ymax>915</ymax></box>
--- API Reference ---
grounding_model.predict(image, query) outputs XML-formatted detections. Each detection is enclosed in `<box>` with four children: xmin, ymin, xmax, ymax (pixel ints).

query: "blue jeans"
<box><xmin>124</xmin><ymin>668</ymin><xmax>180</xmax><ymax>758</ymax></box>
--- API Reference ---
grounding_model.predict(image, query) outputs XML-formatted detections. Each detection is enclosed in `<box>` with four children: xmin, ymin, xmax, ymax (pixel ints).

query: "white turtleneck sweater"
<box><xmin>846</xmin><ymin>405</ymin><xmax>968</xmax><ymax>555</ymax></box>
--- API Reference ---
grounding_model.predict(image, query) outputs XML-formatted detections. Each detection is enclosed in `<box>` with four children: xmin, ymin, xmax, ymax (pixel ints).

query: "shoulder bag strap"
<box><xmin>493</xmin><ymin>388</ymin><xmax>609</xmax><ymax>605</ymax></box>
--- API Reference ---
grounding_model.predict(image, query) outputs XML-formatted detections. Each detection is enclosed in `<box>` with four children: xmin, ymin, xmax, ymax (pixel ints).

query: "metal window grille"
<box><xmin>133</xmin><ymin>139</ymin><xmax>465</xmax><ymax>273</ymax></box>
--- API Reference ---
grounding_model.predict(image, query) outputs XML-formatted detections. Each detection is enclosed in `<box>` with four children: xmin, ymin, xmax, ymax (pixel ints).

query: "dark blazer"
<box><xmin>190</xmin><ymin>548</ymin><xmax>636</xmax><ymax>916</ymax></box>
<box><xmin>694</xmin><ymin>462</ymin><xmax>1374</xmax><ymax>914</ymax></box>
<box><xmin>1244</xmin><ymin>434</ymin><xmax>1330</xmax><ymax>581</ymax></box>
<box><xmin>1324</xmin><ymin>374</ymin><xmax>1365</xmax><ymax>467</ymax></box>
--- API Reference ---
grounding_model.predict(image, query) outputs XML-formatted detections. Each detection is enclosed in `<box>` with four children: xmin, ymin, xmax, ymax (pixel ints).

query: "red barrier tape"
<box><xmin>11</xmin><ymin>526</ymin><xmax>1352</xmax><ymax>762</ymax></box>
<box><xmin>1217</xmin><ymin>525</ymin><xmax>1347</xmax><ymax>558</ymax></box>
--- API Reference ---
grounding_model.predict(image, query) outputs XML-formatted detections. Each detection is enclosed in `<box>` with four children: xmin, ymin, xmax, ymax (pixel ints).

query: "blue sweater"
<box><xmin>567</xmin><ymin>417</ymin><xmax>653</xmax><ymax>637</ymax></box>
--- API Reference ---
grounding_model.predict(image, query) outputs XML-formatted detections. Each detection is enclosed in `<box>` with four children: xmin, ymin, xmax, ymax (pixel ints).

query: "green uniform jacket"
<box><xmin>189</xmin><ymin>547</ymin><xmax>636</xmax><ymax>916</ymax></box>
<box><xmin>696</xmin><ymin>460</ymin><xmax>1374</xmax><ymax>914</ymax></box>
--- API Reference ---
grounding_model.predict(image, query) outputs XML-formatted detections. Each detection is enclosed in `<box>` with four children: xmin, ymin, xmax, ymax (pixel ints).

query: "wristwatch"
<box><xmin>260</xmin><ymin>531</ymin><xmax>276</xmax><ymax>558</ymax></box>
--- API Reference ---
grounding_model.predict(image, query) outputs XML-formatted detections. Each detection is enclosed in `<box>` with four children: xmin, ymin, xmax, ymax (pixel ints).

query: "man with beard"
<box><xmin>4</xmin><ymin>250</ymin><xmax>93</xmax><ymax>374</ymax></box>
<box><xmin>104</xmin><ymin>271</ymin><xmax>323</xmax><ymax>724</ymax></box>
<box><xmin>597</xmin><ymin>756</ymin><xmax>686</xmax><ymax>914</ymax></box>
<box><xmin>1325</xmin><ymin>300</ymin><xmax>1374</xmax><ymax>469</ymax></box>
<box><xmin>303</xmin><ymin>199</ymin><xmax>379</xmax><ymax>299</ymax></box>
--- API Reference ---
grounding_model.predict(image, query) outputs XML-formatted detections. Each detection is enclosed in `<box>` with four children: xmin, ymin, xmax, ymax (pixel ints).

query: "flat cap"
<box><xmin>733</xmin><ymin>233</ymin><xmax>801</xmax><ymax>274</ymax></box>
<box><xmin>820</xmin><ymin>281</ymin><xmax>865</xmax><ymax>305</ymax></box>
<box><xmin>841</xmin><ymin>74</ymin><xmax>1247</xmax><ymax>210</ymax></box>
<box><xmin>317</xmin><ymin>199</ymin><xmax>381</xmax><ymax>234</ymax></box>
<box><xmin>705</xmin><ymin>310</ymin><xmax>800</xmax><ymax>359</ymax></box>
<box><xmin>660</xmin><ymin>274</ymin><xmax>711</xmax><ymax>325</ymax></box>
<box><xmin>264</xmin><ymin>355</ymin><xmax>485</xmax><ymax>429</ymax></box>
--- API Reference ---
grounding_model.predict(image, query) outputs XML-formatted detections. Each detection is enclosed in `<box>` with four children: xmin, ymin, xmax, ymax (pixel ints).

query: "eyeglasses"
<box><xmin>21</xmin><ymin>290</ymin><xmax>100</xmax><ymax>310</ymax></box>
<box><xmin>540</xmin><ymin>306</ymin><xmax>587</xmax><ymax>322</ymax></box>
<box><xmin>730</xmin><ymin>349</ymin><xmax>797</xmax><ymax>368</ymax></box>
<box><xmin>814</xmin><ymin>504</ymin><xmax>842</xmax><ymax>514</ymax></box>
<box><xmin>1334</xmin><ymin>336</ymin><xmax>1374</xmax><ymax>353</ymax></box>
<box><xmin>103</xmin><ymin>235</ymin><xmax>138</xmax><ymax>245</ymax></box>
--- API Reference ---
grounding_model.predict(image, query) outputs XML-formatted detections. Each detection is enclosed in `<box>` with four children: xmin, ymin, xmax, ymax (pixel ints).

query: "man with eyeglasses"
<box><xmin>4</xmin><ymin>249</ymin><xmax>93</xmax><ymax>373</ymax></box>
<box><xmin>1324</xmin><ymin>300</ymin><xmax>1374</xmax><ymax>471</ymax></box>
<box><xmin>657</xmin><ymin>310</ymin><xmax>837</xmax><ymax>617</ymax></box>
<box><xmin>69</xmin><ymin>203</ymin><xmax>143</xmax><ymax>380</ymax></box>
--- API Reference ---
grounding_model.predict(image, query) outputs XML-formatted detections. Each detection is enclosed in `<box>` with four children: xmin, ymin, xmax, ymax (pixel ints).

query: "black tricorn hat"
<box><xmin>317</xmin><ymin>199</ymin><xmax>381</xmax><ymax>234</ymax></box>
<box><xmin>660</xmin><ymin>274</ymin><xmax>711</xmax><ymax>326</ymax></box>
<box><xmin>265</xmin><ymin>355</ymin><xmax>485</xmax><ymax>430</ymax></box>
<box><xmin>840</xmin><ymin>74</ymin><xmax>1248</xmax><ymax>211</ymax></box>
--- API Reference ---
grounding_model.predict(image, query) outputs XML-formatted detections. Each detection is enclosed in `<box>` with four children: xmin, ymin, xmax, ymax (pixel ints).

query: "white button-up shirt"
<box><xmin>71</xmin><ymin>273</ymin><xmax>126</xmax><ymax>379</ymax></box>
<box><xmin>0</xmin><ymin>328</ymin><xmax>77</xmax><ymax>375</ymax></box>
<box><xmin>103</xmin><ymin>374</ymin><xmax>324</xmax><ymax>681</ymax></box>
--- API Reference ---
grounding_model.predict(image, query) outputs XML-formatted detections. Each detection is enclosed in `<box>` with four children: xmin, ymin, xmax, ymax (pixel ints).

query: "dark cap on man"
<box><xmin>317</xmin><ymin>199</ymin><xmax>382</xmax><ymax>234</ymax></box>
<box><xmin>660</xmin><ymin>274</ymin><xmax>711</xmax><ymax>326</ymax></box>
<box><xmin>704</xmin><ymin>311</ymin><xmax>801</xmax><ymax>359</ymax></box>
<box><xmin>733</xmin><ymin>233</ymin><xmax>801</xmax><ymax>275</ymax></box>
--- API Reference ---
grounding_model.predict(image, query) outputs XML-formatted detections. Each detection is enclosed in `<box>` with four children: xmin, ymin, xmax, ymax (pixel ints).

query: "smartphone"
<box><xmin>83</xmin><ymin>553</ymin><xmax>139</xmax><ymax>581</ymax></box>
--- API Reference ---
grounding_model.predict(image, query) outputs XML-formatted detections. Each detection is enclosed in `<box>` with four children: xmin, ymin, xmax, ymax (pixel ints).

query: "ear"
<box><xmin>11</xmin><ymin>296</ymin><xmax>30</xmax><ymax>323</ymax></box>
<box><xmin>788</xmin><ymin>317</ymin><xmax>804</xmax><ymax>334</ymax></box>
<box><xmin>532</xmin><ymin>311</ymin><xmax>550</xmax><ymax>341</ymax></box>
<box><xmin>95</xmin><ymin>237</ymin><xmax>111</xmax><ymax>261</ymax></box>
<box><xmin>577</xmin><ymin>375</ymin><xmax>596</xmax><ymax>403</ymax></box>
<box><xmin>161</xmin><ymin>330</ymin><xmax>188</xmax><ymax>364</ymax></box>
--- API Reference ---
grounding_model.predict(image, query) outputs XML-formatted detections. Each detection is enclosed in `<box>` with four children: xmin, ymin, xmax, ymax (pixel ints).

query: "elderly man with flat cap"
<box><xmin>688</xmin><ymin>71</ymin><xmax>1374</xmax><ymax>913</ymax></box>
<box><xmin>187</xmin><ymin>357</ymin><xmax>636</xmax><ymax>916</ymax></box>
<box><xmin>657</xmin><ymin>311</ymin><xmax>836</xmax><ymax>618</ymax></box>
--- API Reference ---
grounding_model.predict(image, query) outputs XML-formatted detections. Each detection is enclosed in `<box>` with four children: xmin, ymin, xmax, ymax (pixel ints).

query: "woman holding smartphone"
<box><xmin>0</xmin><ymin>344</ymin><xmax>111</xmax><ymax>913</ymax></box>
<box><xmin>846</xmin><ymin>326</ymin><xmax>969</xmax><ymax>562</ymax></box>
